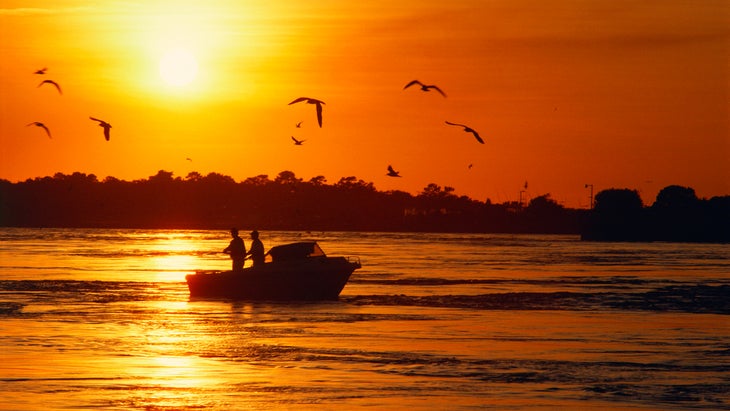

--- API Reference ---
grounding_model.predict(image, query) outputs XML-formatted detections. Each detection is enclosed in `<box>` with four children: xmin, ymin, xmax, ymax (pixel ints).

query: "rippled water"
<box><xmin>1</xmin><ymin>228</ymin><xmax>728</xmax><ymax>410</ymax></box>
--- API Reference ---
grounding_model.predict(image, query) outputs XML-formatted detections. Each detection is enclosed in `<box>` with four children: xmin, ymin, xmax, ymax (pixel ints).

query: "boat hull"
<box><xmin>186</xmin><ymin>256</ymin><xmax>359</xmax><ymax>301</ymax></box>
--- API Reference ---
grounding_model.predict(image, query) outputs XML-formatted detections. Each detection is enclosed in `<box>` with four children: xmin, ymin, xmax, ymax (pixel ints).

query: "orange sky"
<box><xmin>1</xmin><ymin>0</ymin><xmax>728</xmax><ymax>208</ymax></box>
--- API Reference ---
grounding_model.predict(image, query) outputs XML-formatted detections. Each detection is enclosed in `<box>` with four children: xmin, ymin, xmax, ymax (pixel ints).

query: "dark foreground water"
<box><xmin>1</xmin><ymin>228</ymin><xmax>728</xmax><ymax>410</ymax></box>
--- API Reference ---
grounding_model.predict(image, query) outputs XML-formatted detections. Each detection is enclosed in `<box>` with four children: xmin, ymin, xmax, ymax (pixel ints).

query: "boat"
<box><xmin>185</xmin><ymin>241</ymin><xmax>361</xmax><ymax>300</ymax></box>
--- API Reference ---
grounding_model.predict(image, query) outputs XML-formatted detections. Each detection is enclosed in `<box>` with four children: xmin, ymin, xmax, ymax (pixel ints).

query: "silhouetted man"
<box><xmin>247</xmin><ymin>230</ymin><xmax>265</xmax><ymax>268</ymax></box>
<box><xmin>223</xmin><ymin>228</ymin><xmax>246</xmax><ymax>271</ymax></box>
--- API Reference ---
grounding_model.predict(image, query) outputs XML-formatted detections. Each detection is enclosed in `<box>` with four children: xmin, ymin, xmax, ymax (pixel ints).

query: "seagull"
<box><xmin>289</xmin><ymin>97</ymin><xmax>325</xmax><ymax>128</ymax></box>
<box><xmin>291</xmin><ymin>136</ymin><xmax>305</xmax><ymax>145</ymax></box>
<box><xmin>386</xmin><ymin>165</ymin><xmax>401</xmax><ymax>177</ymax></box>
<box><xmin>34</xmin><ymin>67</ymin><xmax>47</xmax><ymax>75</ymax></box>
<box><xmin>89</xmin><ymin>117</ymin><xmax>112</xmax><ymax>141</ymax></box>
<box><xmin>445</xmin><ymin>121</ymin><xmax>484</xmax><ymax>144</ymax></box>
<box><xmin>26</xmin><ymin>122</ymin><xmax>52</xmax><ymax>138</ymax></box>
<box><xmin>186</xmin><ymin>157</ymin><xmax>193</xmax><ymax>162</ymax></box>
<box><xmin>403</xmin><ymin>80</ymin><xmax>446</xmax><ymax>97</ymax></box>
<box><xmin>38</xmin><ymin>79</ymin><xmax>62</xmax><ymax>95</ymax></box>
<box><xmin>295</xmin><ymin>121</ymin><xmax>303</xmax><ymax>128</ymax></box>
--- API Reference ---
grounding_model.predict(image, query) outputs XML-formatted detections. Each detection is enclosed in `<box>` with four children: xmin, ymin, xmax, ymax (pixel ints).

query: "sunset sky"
<box><xmin>1</xmin><ymin>0</ymin><xmax>727</xmax><ymax>208</ymax></box>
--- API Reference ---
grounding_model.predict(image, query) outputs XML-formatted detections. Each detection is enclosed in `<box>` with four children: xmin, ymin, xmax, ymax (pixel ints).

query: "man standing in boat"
<box><xmin>247</xmin><ymin>230</ymin><xmax>265</xmax><ymax>268</ymax></box>
<box><xmin>223</xmin><ymin>228</ymin><xmax>246</xmax><ymax>272</ymax></box>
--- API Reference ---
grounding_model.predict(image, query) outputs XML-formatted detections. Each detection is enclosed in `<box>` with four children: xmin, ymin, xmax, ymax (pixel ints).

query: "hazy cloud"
<box><xmin>0</xmin><ymin>7</ymin><xmax>96</xmax><ymax>16</ymax></box>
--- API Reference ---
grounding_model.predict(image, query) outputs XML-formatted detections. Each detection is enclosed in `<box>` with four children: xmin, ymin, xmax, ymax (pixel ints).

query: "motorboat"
<box><xmin>186</xmin><ymin>241</ymin><xmax>361</xmax><ymax>300</ymax></box>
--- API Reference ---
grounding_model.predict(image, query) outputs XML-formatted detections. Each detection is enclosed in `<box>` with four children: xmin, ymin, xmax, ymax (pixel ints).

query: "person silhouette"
<box><xmin>223</xmin><ymin>228</ymin><xmax>246</xmax><ymax>272</ymax></box>
<box><xmin>247</xmin><ymin>230</ymin><xmax>265</xmax><ymax>268</ymax></box>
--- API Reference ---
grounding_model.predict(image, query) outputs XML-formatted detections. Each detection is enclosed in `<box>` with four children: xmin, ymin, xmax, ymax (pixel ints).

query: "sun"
<box><xmin>159</xmin><ymin>48</ymin><xmax>199</xmax><ymax>87</ymax></box>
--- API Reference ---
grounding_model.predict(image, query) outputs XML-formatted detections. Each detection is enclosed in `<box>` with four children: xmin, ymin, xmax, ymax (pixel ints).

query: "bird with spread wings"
<box><xmin>27</xmin><ymin>122</ymin><xmax>52</xmax><ymax>138</ymax></box>
<box><xmin>387</xmin><ymin>165</ymin><xmax>402</xmax><ymax>177</ymax></box>
<box><xmin>38</xmin><ymin>79</ymin><xmax>62</xmax><ymax>95</ymax></box>
<box><xmin>445</xmin><ymin>121</ymin><xmax>484</xmax><ymax>144</ymax></box>
<box><xmin>403</xmin><ymin>80</ymin><xmax>446</xmax><ymax>97</ymax></box>
<box><xmin>89</xmin><ymin>117</ymin><xmax>112</xmax><ymax>141</ymax></box>
<box><xmin>289</xmin><ymin>97</ymin><xmax>325</xmax><ymax>128</ymax></box>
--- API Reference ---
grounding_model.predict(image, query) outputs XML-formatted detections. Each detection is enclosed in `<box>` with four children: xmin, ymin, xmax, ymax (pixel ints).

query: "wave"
<box><xmin>350</xmin><ymin>276</ymin><xmax>654</xmax><ymax>286</ymax></box>
<box><xmin>0</xmin><ymin>302</ymin><xmax>24</xmax><ymax>315</ymax></box>
<box><xmin>0</xmin><ymin>280</ymin><xmax>176</xmax><ymax>308</ymax></box>
<box><xmin>63</xmin><ymin>249</ymin><xmax>220</xmax><ymax>258</ymax></box>
<box><xmin>342</xmin><ymin>285</ymin><xmax>730</xmax><ymax>314</ymax></box>
<box><xmin>0</xmin><ymin>266</ymin><xmax>198</xmax><ymax>274</ymax></box>
<box><xmin>199</xmin><ymin>342</ymin><xmax>730</xmax><ymax>408</ymax></box>
<box><xmin>1</xmin><ymin>280</ymin><xmax>728</xmax><ymax>314</ymax></box>
<box><xmin>0</xmin><ymin>227</ymin><xmax>222</xmax><ymax>242</ymax></box>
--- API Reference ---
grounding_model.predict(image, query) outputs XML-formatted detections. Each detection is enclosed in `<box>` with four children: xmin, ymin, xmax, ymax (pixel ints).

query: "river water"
<box><xmin>0</xmin><ymin>228</ymin><xmax>728</xmax><ymax>410</ymax></box>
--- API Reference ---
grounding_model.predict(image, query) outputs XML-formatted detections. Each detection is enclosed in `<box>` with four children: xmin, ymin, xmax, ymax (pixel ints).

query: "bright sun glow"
<box><xmin>159</xmin><ymin>48</ymin><xmax>199</xmax><ymax>87</ymax></box>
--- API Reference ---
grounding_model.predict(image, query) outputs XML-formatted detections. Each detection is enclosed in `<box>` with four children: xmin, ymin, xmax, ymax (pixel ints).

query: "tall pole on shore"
<box><xmin>585</xmin><ymin>184</ymin><xmax>594</xmax><ymax>209</ymax></box>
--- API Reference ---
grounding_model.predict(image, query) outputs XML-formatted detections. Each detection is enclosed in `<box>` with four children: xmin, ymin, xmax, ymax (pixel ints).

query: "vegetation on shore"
<box><xmin>0</xmin><ymin>171</ymin><xmax>727</xmax><ymax>242</ymax></box>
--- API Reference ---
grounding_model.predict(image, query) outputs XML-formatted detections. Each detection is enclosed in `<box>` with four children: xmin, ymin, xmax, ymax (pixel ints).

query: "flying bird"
<box><xmin>89</xmin><ymin>117</ymin><xmax>112</xmax><ymax>141</ymax></box>
<box><xmin>34</xmin><ymin>67</ymin><xmax>47</xmax><ymax>75</ymax></box>
<box><xmin>403</xmin><ymin>80</ymin><xmax>446</xmax><ymax>97</ymax></box>
<box><xmin>295</xmin><ymin>121</ymin><xmax>303</xmax><ymax>128</ymax></box>
<box><xmin>38</xmin><ymin>79</ymin><xmax>62</xmax><ymax>94</ymax></box>
<box><xmin>386</xmin><ymin>165</ymin><xmax>401</xmax><ymax>177</ymax></box>
<box><xmin>291</xmin><ymin>136</ymin><xmax>305</xmax><ymax>145</ymax></box>
<box><xmin>445</xmin><ymin>121</ymin><xmax>484</xmax><ymax>144</ymax></box>
<box><xmin>26</xmin><ymin>122</ymin><xmax>52</xmax><ymax>138</ymax></box>
<box><xmin>186</xmin><ymin>157</ymin><xmax>193</xmax><ymax>162</ymax></box>
<box><xmin>288</xmin><ymin>97</ymin><xmax>325</xmax><ymax>128</ymax></box>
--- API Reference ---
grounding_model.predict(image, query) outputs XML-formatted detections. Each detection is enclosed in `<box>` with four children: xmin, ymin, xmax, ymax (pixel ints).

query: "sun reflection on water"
<box><xmin>145</xmin><ymin>356</ymin><xmax>210</xmax><ymax>387</ymax></box>
<box><xmin>150</xmin><ymin>254</ymin><xmax>197</xmax><ymax>281</ymax></box>
<box><xmin>146</xmin><ymin>234</ymin><xmax>210</xmax><ymax>281</ymax></box>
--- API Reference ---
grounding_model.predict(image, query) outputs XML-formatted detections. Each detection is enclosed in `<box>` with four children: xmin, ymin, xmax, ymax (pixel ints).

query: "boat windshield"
<box><xmin>311</xmin><ymin>243</ymin><xmax>325</xmax><ymax>257</ymax></box>
<box><xmin>266</xmin><ymin>241</ymin><xmax>326</xmax><ymax>262</ymax></box>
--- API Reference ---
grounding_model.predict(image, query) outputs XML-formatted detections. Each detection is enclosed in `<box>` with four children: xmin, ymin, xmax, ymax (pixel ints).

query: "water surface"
<box><xmin>1</xmin><ymin>228</ymin><xmax>728</xmax><ymax>410</ymax></box>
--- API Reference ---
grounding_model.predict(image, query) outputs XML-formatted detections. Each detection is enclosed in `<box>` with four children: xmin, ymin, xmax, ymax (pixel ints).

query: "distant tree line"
<box><xmin>581</xmin><ymin>186</ymin><xmax>729</xmax><ymax>242</ymax></box>
<box><xmin>0</xmin><ymin>171</ymin><xmax>727</xmax><ymax>242</ymax></box>
<box><xmin>0</xmin><ymin>170</ymin><xmax>582</xmax><ymax>233</ymax></box>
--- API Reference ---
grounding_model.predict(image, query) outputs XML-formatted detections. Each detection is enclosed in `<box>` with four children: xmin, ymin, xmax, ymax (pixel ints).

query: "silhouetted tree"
<box><xmin>148</xmin><ymin>170</ymin><xmax>175</xmax><ymax>184</ymax></box>
<box><xmin>309</xmin><ymin>175</ymin><xmax>327</xmax><ymax>186</ymax></box>
<box><xmin>705</xmin><ymin>196</ymin><xmax>730</xmax><ymax>242</ymax></box>
<box><xmin>653</xmin><ymin>185</ymin><xmax>698</xmax><ymax>210</ymax></box>
<box><xmin>594</xmin><ymin>188</ymin><xmax>643</xmax><ymax>213</ymax></box>
<box><xmin>421</xmin><ymin>183</ymin><xmax>443</xmax><ymax>197</ymax></box>
<box><xmin>583</xmin><ymin>188</ymin><xmax>646</xmax><ymax>241</ymax></box>
<box><xmin>185</xmin><ymin>171</ymin><xmax>203</xmax><ymax>182</ymax></box>
<box><xmin>202</xmin><ymin>172</ymin><xmax>236</xmax><ymax>185</ymax></box>
<box><xmin>241</xmin><ymin>174</ymin><xmax>269</xmax><ymax>186</ymax></box>
<box><xmin>523</xmin><ymin>194</ymin><xmax>563</xmax><ymax>233</ymax></box>
<box><xmin>651</xmin><ymin>185</ymin><xmax>707</xmax><ymax>242</ymax></box>
<box><xmin>334</xmin><ymin>176</ymin><xmax>375</xmax><ymax>192</ymax></box>
<box><xmin>274</xmin><ymin>170</ymin><xmax>302</xmax><ymax>185</ymax></box>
